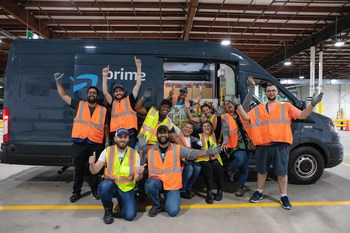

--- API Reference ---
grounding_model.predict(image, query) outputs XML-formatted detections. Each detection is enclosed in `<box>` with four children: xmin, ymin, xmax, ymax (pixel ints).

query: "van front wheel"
<box><xmin>288</xmin><ymin>146</ymin><xmax>324</xmax><ymax>184</ymax></box>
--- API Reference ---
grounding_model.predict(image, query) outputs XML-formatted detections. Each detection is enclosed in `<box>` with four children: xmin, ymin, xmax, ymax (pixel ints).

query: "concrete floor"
<box><xmin>1</xmin><ymin>131</ymin><xmax>350</xmax><ymax>233</ymax></box>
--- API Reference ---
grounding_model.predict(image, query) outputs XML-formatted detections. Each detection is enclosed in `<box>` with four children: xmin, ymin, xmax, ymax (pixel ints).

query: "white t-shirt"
<box><xmin>98</xmin><ymin>147</ymin><xmax>140</xmax><ymax>167</ymax></box>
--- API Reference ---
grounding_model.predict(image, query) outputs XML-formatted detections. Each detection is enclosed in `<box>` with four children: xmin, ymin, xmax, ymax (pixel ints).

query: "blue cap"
<box><xmin>179</xmin><ymin>87</ymin><xmax>188</xmax><ymax>93</ymax></box>
<box><xmin>115</xmin><ymin>128</ymin><xmax>130</xmax><ymax>136</ymax></box>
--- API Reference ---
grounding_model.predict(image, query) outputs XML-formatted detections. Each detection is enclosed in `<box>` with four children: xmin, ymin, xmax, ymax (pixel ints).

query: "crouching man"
<box><xmin>144</xmin><ymin>125</ymin><xmax>221</xmax><ymax>217</ymax></box>
<box><xmin>89</xmin><ymin>128</ymin><xmax>145</xmax><ymax>224</ymax></box>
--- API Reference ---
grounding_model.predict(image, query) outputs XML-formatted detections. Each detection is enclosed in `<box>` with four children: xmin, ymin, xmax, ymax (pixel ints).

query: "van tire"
<box><xmin>288</xmin><ymin>146</ymin><xmax>324</xmax><ymax>184</ymax></box>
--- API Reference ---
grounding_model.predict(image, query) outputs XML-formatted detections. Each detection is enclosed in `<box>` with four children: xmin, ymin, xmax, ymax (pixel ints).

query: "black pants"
<box><xmin>199</xmin><ymin>160</ymin><xmax>223</xmax><ymax>193</ymax></box>
<box><xmin>72</xmin><ymin>142</ymin><xmax>104</xmax><ymax>194</ymax></box>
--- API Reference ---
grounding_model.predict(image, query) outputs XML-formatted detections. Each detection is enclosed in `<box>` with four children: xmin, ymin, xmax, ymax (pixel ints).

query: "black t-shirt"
<box><xmin>159</xmin><ymin>145</ymin><xmax>169</xmax><ymax>161</ymax></box>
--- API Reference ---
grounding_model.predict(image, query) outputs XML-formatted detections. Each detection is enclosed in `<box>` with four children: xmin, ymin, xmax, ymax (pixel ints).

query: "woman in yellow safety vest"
<box><xmin>195</xmin><ymin>120</ymin><xmax>223</xmax><ymax>204</ymax></box>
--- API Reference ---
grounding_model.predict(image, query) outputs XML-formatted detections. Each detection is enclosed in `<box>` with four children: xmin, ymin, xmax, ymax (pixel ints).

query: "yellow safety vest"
<box><xmin>103</xmin><ymin>145</ymin><xmax>138</xmax><ymax>192</ymax></box>
<box><xmin>138</xmin><ymin>107</ymin><xmax>173</xmax><ymax>145</ymax></box>
<box><xmin>196</xmin><ymin>133</ymin><xmax>223</xmax><ymax>166</ymax></box>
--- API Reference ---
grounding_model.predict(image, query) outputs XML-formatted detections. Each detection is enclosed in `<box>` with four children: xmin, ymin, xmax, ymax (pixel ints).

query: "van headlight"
<box><xmin>327</xmin><ymin>120</ymin><xmax>336</xmax><ymax>133</ymax></box>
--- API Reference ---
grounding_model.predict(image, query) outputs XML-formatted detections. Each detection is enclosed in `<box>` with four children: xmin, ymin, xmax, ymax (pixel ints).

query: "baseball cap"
<box><xmin>115</xmin><ymin>128</ymin><xmax>130</xmax><ymax>136</ymax></box>
<box><xmin>160</xmin><ymin>99</ymin><xmax>172</xmax><ymax>108</ymax></box>
<box><xmin>112</xmin><ymin>84</ymin><xmax>125</xmax><ymax>92</ymax></box>
<box><xmin>179</xmin><ymin>87</ymin><xmax>188</xmax><ymax>93</ymax></box>
<box><xmin>157</xmin><ymin>125</ymin><xmax>169</xmax><ymax>134</ymax></box>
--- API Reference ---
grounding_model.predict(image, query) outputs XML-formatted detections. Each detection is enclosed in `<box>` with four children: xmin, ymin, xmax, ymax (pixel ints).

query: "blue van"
<box><xmin>0</xmin><ymin>39</ymin><xmax>343</xmax><ymax>184</ymax></box>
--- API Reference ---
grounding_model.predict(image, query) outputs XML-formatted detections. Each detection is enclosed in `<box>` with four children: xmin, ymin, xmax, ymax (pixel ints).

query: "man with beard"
<box><xmin>102</xmin><ymin>57</ymin><xmax>142</xmax><ymax>147</ymax></box>
<box><xmin>54</xmin><ymin>73</ymin><xmax>108</xmax><ymax>203</ymax></box>
<box><xmin>89</xmin><ymin>128</ymin><xmax>145</xmax><ymax>224</ymax></box>
<box><xmin>144</xmin><ymin>125</ymin><xmax>221</xmax><ymax>217</ymax></box>
<box><xmin>235</xmin><ymin>83</ymin><xmax>323</xmax><ymax>210</ymax></box>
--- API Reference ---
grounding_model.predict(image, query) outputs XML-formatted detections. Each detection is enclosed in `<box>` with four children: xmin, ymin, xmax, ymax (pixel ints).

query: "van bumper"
<box><xmin>325</xmin><ymin>143</ymin><xmax>344</xmax><ymax>168</ymax></box>
<box><xmin>0</xmin><ymin>142</ymin><xmax>72</xmax><ymax>166</ymax></box>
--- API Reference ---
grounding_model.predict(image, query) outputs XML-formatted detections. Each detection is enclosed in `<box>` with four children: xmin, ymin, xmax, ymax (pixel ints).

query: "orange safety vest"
<box><xmin>196</xmin><ymin>133</ymin><xmax>223</xmax><ymax>166</ymax></box>
<box><xmin>138</xmin><ymin>107</ymin><xmax>173</xmax><ymax>145</ymax></box>
<box><xmin>221</xmin><ymin>113</ymin><xmax>238</xmax><ymax>148</ymax></box>
<box><xmin>103</xmin><ymin>146</ymin><xmax>138</xmax><ymax>192</ymax></box>
<box><xmin>178</xmin><ymin>131</ymin><xmax>191</xmax><ymax>149</ymax></box>
<box><xmin>148</xmin><ymin>144</ymin><xmax>183</xmax><ymax>190</ymax></box>
<box><xmin>72</xmin><ymin>101</ymin><xmax>106</xmax><ymax>143</ymax></box>
<box><xmin>110</xmin><ymin>96</ymin><xmax>138</xmax><ymax>132</ymax></box>
<box><xmin>248</xmin><ymin>102</ymin><xmax>293</xmax><ymax>145</ymax></box>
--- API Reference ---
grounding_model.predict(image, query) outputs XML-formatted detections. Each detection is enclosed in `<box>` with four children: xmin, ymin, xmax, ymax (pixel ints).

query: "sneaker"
<box><xmin>280</xmin><ymin>196</ymin><xmax>292</xmax><ymax>210</ymax></box>
<box><xmin>70</xmin><ymin>193</ymin><xmax>81</xmax><ymax>203</ymax></box>
<box><xmin>91</xmin><ymin>190</ymin><xmax>100</xmax><ymax>200</ymax></box>
<box><xmin>235</xmin><ymin>186</ymin><xmax>246</xmax><ymax>197</ymax></box>
<box><xmin>103</xmin><ymin>209</ymin><xmax>114</xmax><ymax>224</ymax></box>
<box><xmin>249</xmin><ymin>191</ymin><xmax>263</xmax><ymax>203</ymax></box>
<box><xmin>149</xmin><ymin>206</ymin><xmax>161</xmax><ymax>217</ymax></box>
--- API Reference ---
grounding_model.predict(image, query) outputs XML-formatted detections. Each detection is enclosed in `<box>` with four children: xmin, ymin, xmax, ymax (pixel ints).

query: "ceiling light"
<box><xmin>334</xmin><ymin>40</ymin><xmax>345</xmax><ymax>47</ymax></box>
<box><xmin>299</xmin><ymin>75</ymin><xmax>305</xmax><ymax>79</ymax></box>
<box><xmin>282</xmin><ymin>41</ymin><xmax>292</xmax><ymax>66</ymax></box>
<box><xmin>84</xmin><ymin>45</ymin><xmax>96</xmax><ymax>49</ymax></box>
<box><xmin>284</xmin><ymin>60</ymin><xmax>292</xmax><ymax>66</ymax></box>
<box><xmin>334</xmin><ymin>15</ymin><xmax>344</xmax><ymax>47</ymax></box>
<box><xmin>221</xmin><ymin>40</ymin><xmax>231</xmax><ymax>46</ymax></box>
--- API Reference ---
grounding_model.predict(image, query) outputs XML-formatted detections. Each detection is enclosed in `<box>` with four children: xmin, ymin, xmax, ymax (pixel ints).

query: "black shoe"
<box><xmin>214</xmin><ymin>189</ymin><xmax>223</xmax><ymax>201</ymax></box>
<box><xmin>103</xmin><ymin>209</ymin><xmax>114</xmax><ymax>224</ymax></box>
<box><xmin>91</xmin><ymin>190</ymin><xmax>100</xmax><ymax>200</ymax></box>
<box><xmin>70</xmin><ymin>193</ymin><xmax>81</xmax><ymax>203</ymax></box>
<box><xmin>205</xmin><ymin>191</ymin><xmax>213</xmax><ymax>204</ymax></box>
<box><xmin>149</xmin><ymin>206</ymin><xmax>161</xmax><ymax>217</ymax></box>
<box><xmin>180</xmin><ymin>191</ymin><xmax>191</xmax><ymax>199</ymax></box>
<box><xmin>112</xmin><ymin>209</ymin><xmax>122</xmax><ymax>218</ymax></box>
<box><xmin>235</xmin><ymin>186</ymin><xmax>246</xmax><ymax>197</ymax></box>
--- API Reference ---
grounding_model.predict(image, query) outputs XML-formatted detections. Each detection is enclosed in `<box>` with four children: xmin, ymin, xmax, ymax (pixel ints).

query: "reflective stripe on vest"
<box><xmin>110</xmin><ymin>96</ymin><xmax>137</xmax><ymax>132</ymax></box>
<box><xmin>196</xmin><ymin>134</ymin><xmax>223</xmax><ymax>166</ymax></box>
<box><xmin>148</xmin><ymin>144</ymin><xmax>183</xmax><ymax>190</ymax></box>
<box><xmin>103</xmin><ymin>146</ymin><xmax>137</xmax><ymax>192</ymax></box>
<box><xmin>210</xmin><ymin>114</ymin><xmax>217</xmax><ymax>130</ymax></box>
<box><xmin>72</xmin><ymin>101</ymin><xmax>106</xmax><ymax>143</ymax></box>
<box><xmin>248</xmin><ymin>102</ymin><xmax>293</xmax><ymax>145</ymax></box>
<box><xmin>138</xmin><ymin>107</ymin><xmax>173</xmax><ymax>145</ymax></box>
<box><xmin>178</xmin><ymin>131</ymin><xmax>191</xmax><ymax>148</ymax></box>
<box><xmin>221</xmin><ymin>114</ymin><xmax>238</xmax><ymax>148</ymax></box>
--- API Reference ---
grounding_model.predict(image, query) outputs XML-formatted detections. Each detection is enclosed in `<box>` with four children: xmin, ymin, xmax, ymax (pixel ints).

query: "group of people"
<box><xmin>53</xmin><ymin>56</ymin><xmax>323</xmax><ymax>224</ymax></box>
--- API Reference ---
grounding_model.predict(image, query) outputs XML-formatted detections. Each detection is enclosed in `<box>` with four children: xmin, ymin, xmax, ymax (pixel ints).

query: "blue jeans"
<box><xmin>181</xmin><ymin>162</ymin><xmax>201</xmax><ymax>192</ymax></box>
<box><xmin>98</xmin><ymin>179</ymin><xmax>137</xmax><ymax>221</ymax></box>
<box><xmin>229</xmin><ymin>150</ymin><xmax>253</xmax><ymax>187</ymax></box>
<box><xmin>145</xmin><ymin>178</ymin><xmax>180</xmax><ymax>217</ymax></box>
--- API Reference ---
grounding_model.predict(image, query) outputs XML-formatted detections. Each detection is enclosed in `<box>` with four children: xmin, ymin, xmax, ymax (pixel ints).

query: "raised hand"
<box><xmin>53</xmin><ymin>73</ymin><xmax>64</xmax><ymax>84</ymax></box>
<box><xmin>232</xmin><ymin>95</ymin><xmax>241</xmax><ymax>106</ymax></box>
<box><xmin>311</xmin><ymin>92</ymin><xmax>323</xmax><ymax>106</ymax></box>
<box><xmin>89</xmin><ymin>151</ymin><xmax>96</xmax><ymax>164</ymax></box>
<box><xmin>247</xmin><ymin>75</ymin><xmax>256</xmax><ymax>89</ymax></box>
<box><xmin>135</xmin><ymin>164</ymin><xmax>147</xmax><ymax>175</ymax></box>
<box><xmin>169</xmin><ymin>84</ymin><xmax>175</xmax><ymax>96</ymax></box>
<box><xmin>138</xmin><ymin>134</ymin><xmax>147</xmax><ymax>150</ymax></box>
<box><xmin>216</xmin><ymin>105</ymin><xmax>225</xmax><ymax>116</ymax></box>
<box><xmin>102</xmin><ymin>65</ymin><xmax>110</xmax><ymax>79</ymax></box>
<box><xmin>134</xmin><ymin>56</ymin><xmax>142</xmax><ymax>69</ymax></box>
<box><xmin>142</xmin><ymin>87</ymin><xmax>153</xmax><ymax>100</ymax></box>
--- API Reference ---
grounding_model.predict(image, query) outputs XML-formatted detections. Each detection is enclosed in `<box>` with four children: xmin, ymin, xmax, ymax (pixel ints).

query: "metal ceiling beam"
<box><xmin>183</xmin><ymin>0</ymin><xmax>198</xmax><ymax>40</ymax></box>
<box><xmin>0</xmin><ymin>0</ymin><xmax>57</xmax><ymax>39</ymax></box>
<box><xmin>261</xmin><ymin>16</ymin><xmax>350</xmax><ymax>69</ymax></box>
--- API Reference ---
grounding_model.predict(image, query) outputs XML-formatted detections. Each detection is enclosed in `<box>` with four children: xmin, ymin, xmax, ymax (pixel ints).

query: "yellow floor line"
<box><xmin>342</xmin><ymin>162</ymin><xmax>350</xmax><ymax>167</ymax></box>
<box><xmin>1</xmin><ymin>201</ymin><xmax>350</xmax><ymax>211</ymax></box>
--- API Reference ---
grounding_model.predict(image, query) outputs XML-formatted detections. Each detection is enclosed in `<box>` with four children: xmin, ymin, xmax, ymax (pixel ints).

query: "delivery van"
<box><xmin>0</xmin><ymin>39</ymin><xmax>343</xmax><ymax>184</ymax></box>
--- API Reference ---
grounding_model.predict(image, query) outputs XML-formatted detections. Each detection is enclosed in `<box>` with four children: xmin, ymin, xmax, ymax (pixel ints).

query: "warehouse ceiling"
<box><xmin>0</xmin><ymin>0</ymin><xmax>349</xmax><ymax>80</ymax></box>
